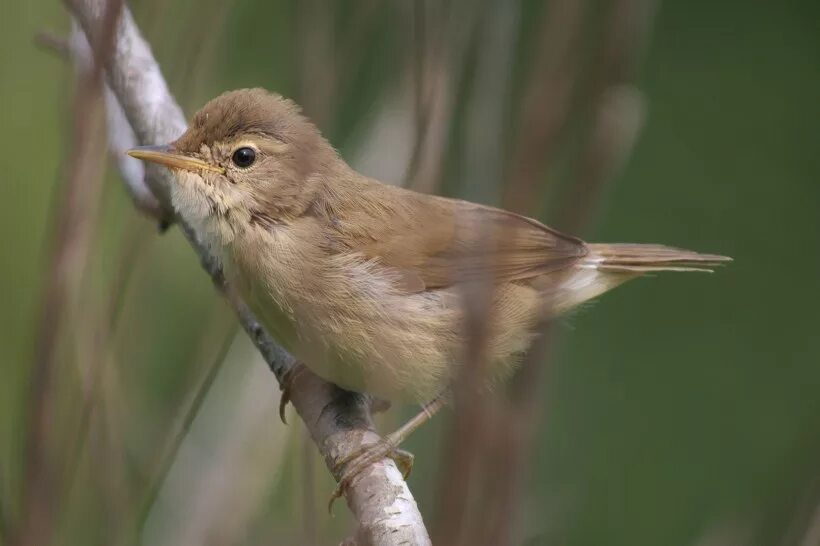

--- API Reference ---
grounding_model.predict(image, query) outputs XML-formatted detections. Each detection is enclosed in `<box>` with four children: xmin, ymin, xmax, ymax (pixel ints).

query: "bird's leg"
<box><xmin>329</xmin><ymin>395</ymin><xmax>447</xmax><ymax>511</ymax></box>
<box><xmin>278</xmin><ymin>361</ymin><xmax>308</xmax><ymax>424</ymax></box>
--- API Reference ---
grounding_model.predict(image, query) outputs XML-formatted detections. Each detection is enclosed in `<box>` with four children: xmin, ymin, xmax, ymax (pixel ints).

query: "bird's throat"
<box><xmin>170</xmin><ymin>171</ymin><xmax>248</xmax><ymax>251</ymax></box>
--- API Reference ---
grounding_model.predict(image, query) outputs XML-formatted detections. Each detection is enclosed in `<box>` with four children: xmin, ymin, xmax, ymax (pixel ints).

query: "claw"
<box><xmin>391</xmin><ymin>448</ymin><xmax>415</xmax><ymax>479</ymax></box>
<box><xmin>328</xmin><ymin>482</ymin><xmax>346</xmax><ymax>514</ymax></box>
<box><xmin>279</xmin><ymin>387</ymin><xmax>291</xmax><ymax>425</ymax></box>
<box><xmin>278</xmin><ymin>362</ymin><xmax>307</xmax><ymax>425</ymax></box>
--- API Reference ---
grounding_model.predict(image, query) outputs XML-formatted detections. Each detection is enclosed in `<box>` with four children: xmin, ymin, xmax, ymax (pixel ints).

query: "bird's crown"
<box><xmin>174</xmin><ymin>88</ymin><xmax>317</xmax><ymax>153</ymax></box>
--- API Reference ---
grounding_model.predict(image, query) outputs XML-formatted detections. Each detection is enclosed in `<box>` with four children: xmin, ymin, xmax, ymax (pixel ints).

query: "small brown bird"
<box><xmin>129</xmin><ymin>88</ymin><xmax>729</xmax><ymax>494</ymax></box>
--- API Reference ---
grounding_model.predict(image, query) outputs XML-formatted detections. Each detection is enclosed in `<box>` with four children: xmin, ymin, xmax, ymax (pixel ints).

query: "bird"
<box><xmin>128</xmin><ymin>87</ymin><xmax>730</xmax><ymax>500</ymax></box>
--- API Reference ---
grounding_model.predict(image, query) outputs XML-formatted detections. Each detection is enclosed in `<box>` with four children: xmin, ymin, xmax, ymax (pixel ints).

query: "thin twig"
<box><xmin>55</xmin><ymin>25</ymin><xmax>159</xmax><ymax>532</ymax></box>
<box><xmin>65</xmin><ymin>1</ymin><xmax>430</xmax><ymax>542</ymax></box>
<box><xmin>35</xmin><ymin>31</ymin><xmax>71</xmax><ymax>58</ymax></box>
<box><xmin>556</xmin><ymin>0</ymin><xmax>656</xmax><ymax>234</ymax></box>
<box><xmin>296</xmin><ymin>0</ymin><xmax>336</xmax><ymax>130</ymax></box>
<box><xmin>335</xmin><ymin>0</ymin><xmax>384</xmax><ymax>108</ymax></box>
<box><xmin>134</xmin><ymin>326</ymin><xmax>238</xmax><ymax>537</ymax></box>
<box><xmin>173</xmin><ymin>0</ymin><xmax>237</xmax><ymax>102</ymax></box>
<box><xmin>402</xmin><ymin>0</ymin><xmax>431</xmax><ymax>188</ymax></box>
<box><xmin>503</xmin><ymin>0</ymin><xmax>588</xmax><ymax>214</ymax></box>
<box><xmin>406</xmin><ymin>0</ymin><xmax>481</xmax><ymax>193</ymax></box>
<box><xmin>36</xmin><ymin>27</ymin><xmax>163</xmax><ymax>219</ymax></box>
<box><xmin>14</xmin><ymin>3</ymin><xmax>123</xmax><ymax>545</ymax></box>
<box><xmin>431</xmin><ymin>2</ymin><xmax>520</xmax><ymax>542</ymax></box>
<box><xmin>487</xmin><ymin>1</ymin><xmax>657</xmax><ymax>544</ymax></box>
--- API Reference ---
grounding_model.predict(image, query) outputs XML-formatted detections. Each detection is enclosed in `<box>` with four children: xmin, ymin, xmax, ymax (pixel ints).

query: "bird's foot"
<box><xmin>327</xmin><ymin>395</ymin><xmax>447</xmax><ymax>512</ymax></box>
<box><xmin>328</xmin><ymin>442</ymin><xmax>414</xmax><ymax>513</ymax></box>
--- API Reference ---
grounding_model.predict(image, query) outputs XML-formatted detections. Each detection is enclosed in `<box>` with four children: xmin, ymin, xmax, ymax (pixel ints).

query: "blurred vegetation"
<box><xmin>1</xmin><ymin>0</ymin><xmax>819</xmax><ymax>545</ymax></box>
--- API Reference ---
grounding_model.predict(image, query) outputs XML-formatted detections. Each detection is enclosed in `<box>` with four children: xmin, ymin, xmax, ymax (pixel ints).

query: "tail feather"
<box><xmin>587</xmin><ymin>243</ymin><xmax>732</xmax><ymax>273</ymax></box>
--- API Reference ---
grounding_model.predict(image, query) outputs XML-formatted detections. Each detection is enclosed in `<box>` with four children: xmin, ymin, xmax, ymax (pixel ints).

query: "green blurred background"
<box><xmin>1</xmin><ymin>0</ymin><xmax>819</xmax><ymax>545</ymax></box>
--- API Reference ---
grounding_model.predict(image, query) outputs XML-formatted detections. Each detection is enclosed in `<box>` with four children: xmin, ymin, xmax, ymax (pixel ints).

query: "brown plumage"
<box><xmin>129</xmin><ymin>88</ymin><xmax>731</xmax><ymax>403</ymax></box>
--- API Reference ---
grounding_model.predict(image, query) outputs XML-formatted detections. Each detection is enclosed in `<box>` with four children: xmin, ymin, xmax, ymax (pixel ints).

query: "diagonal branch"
<box><xmin>63</xmin><ymin>1</ymin><xmax>430</xmax><ymax>544</ymax></box>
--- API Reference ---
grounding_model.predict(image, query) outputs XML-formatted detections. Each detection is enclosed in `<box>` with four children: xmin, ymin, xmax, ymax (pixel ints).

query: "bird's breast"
<box><xmin>225</xmin><ymin>226</ymin><xmax>461</xmax><ymax>402</ymax></box>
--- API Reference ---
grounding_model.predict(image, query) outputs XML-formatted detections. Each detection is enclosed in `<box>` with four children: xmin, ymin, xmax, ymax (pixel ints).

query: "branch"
<box><xmin>63</xmin><ymin>1</ymin><xmax>430</xmax><ymax>543</ymax></box>
<box><xmin>37</xmin><ymin>28</ymin><xmax>163</xmax><ymax>220</ymax></box>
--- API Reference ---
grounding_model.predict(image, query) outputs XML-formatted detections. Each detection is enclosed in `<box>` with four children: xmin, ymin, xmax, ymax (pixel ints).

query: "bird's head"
<box><xmin>128</xmin><ymin>88</ymin><xmax>340</xmax><ymax>229</ymax></box>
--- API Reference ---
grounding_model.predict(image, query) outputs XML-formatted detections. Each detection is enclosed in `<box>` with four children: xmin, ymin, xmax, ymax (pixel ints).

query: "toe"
<box><xmin>390</xmin><ymin>449</ymin><xmax>415</xmax><ymax>479</ymax></box>
<box><xmin>279</xmin><ymin>389</ymin><xmax>290</xmax><ymax>424</ymax></box>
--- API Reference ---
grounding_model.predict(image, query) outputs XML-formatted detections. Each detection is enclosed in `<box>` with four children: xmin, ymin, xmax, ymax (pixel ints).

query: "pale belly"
<box><xmin>235</xmin><ymin>265</ymin><xmax>544</xmax><ymax>403</ymax></box>
<box><xmin>228</xmin><ymin>248</ymin><xmax>463</xmax><ymax>403</ymax></box>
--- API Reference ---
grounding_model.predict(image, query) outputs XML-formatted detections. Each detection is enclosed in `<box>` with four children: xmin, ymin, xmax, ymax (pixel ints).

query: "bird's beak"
<box><xmin>127</xmin><ymin>144</ymin><xmax>225</xmax><ymax>174</ymax></box>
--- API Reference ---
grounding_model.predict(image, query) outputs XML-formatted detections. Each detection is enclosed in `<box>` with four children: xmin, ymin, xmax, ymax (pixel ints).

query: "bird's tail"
<box><xmin>586</xmin><ymin>243</ymin><xmax>732</xmax><ymax>273</ymax></box>
<box><xmin>547</xmin><ymin>243</ymin><xmax>730</xmax><ymax>314</ymax></box>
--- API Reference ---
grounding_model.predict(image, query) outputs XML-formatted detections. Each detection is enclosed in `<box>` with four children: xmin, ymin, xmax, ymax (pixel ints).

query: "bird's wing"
<box><xmin>327</xmin><ymin>185</ymin><xmax>588</xmax><ymax>293</ymax></box>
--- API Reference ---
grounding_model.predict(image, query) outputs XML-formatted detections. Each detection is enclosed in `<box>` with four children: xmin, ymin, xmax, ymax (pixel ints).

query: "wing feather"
<box><xmin>324</xmin><ymin>184</ymin><xmax>587</xmax><ymax>293</ymax></box>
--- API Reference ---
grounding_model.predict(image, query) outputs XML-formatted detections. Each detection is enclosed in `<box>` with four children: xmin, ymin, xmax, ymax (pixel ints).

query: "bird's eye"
<box><xmin>231</xmin><ymin>147</ymin><xmax>256</xmax><ymax>168</ymax></box>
